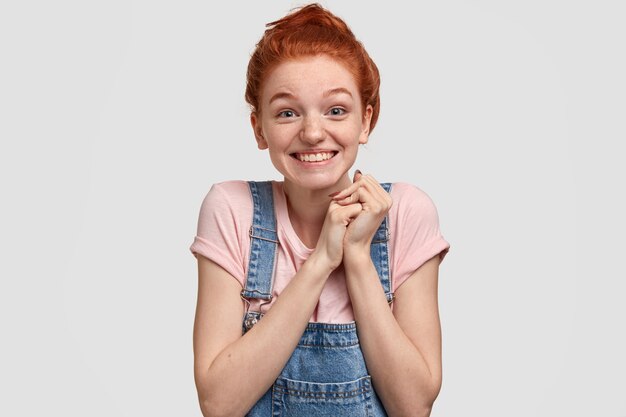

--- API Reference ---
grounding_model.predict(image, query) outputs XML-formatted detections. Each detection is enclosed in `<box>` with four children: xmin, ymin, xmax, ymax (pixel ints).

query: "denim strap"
<box><xmin>242</xmin><ymin>181</ymin><xmax>278</xmax><ymax>301</ymax></box>
<box><xmin>242</xmin><ymin>182</ymin><xmax>393</xmax><ymax>306</ymax></box>
<box><xmin>371</xmin><ymin>182</ymin><xmax>394</xmax><ymax>304</ymax></box>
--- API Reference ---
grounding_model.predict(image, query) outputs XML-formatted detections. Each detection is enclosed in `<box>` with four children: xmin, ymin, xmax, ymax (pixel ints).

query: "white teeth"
<box><xmin>296</xmin><ymin>152</ymin><xmax>334</xmax><ymax>162</ymax></box>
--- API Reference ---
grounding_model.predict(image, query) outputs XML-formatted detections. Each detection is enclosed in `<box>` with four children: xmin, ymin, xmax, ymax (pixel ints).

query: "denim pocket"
<box><xmin>271</xmin><ymin>375</ymin><xmax>373</xmax><ymax>417</ymax></box>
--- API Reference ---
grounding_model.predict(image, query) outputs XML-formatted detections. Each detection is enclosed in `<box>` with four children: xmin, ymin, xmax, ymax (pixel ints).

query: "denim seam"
<box><xmin>296</xmin><ymin>343</ymin><xmax>360</xmax><ymax>348</ymax></box>
<box><xmin>272</xmin><ymin>386</ymin><xmax>369</xmax><ymax>398</ymax></box>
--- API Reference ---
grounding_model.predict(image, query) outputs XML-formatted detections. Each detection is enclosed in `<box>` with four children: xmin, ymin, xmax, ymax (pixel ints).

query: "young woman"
<box><xmin>190</xmin><ymin>4</ymin><xmax>450</xmax><ymax>416</ymax></box>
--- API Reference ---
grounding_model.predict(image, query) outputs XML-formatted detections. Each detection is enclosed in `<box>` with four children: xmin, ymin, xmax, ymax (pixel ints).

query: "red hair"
<box><xmin>245</xmin><ymin>3</ymin><xmax>381</xmax><ymax>133</ymax></box>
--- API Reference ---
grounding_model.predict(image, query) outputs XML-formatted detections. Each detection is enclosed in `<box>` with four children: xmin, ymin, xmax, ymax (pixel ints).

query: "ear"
<box><xmin>359</xmin><ymin>104</ymin><xmax>373</xmax><ymax>145</ymax></box>
<box><xmin>250</xmin><ymin>112</ymin><xmax>268</xmax><ymax>150</ymax></box>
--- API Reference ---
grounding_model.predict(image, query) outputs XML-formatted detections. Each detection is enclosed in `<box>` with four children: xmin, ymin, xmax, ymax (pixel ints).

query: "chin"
<box><xmin>286</xmin><ymin>172</ymin><xmax>346</xmax><ymax>192</ymax></box>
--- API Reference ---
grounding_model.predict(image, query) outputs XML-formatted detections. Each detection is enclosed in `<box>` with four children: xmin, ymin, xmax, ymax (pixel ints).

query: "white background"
<box><xmin>1</xmin><ymin>1</ymin><xmax>624</xmax><ymax>415</ymax></box>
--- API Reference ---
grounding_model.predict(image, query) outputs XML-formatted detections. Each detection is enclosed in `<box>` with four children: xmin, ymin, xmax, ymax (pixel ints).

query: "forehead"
<box><xmin>261</xmin><ymin>55</ymin><xmax>360</xmax><ymax>101</ymax></box>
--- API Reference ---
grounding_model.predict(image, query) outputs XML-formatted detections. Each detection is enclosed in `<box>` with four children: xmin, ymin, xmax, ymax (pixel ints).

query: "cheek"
<box><xmin>333</xmin><ymin>124</ymin><xmax>365</xmax><ymax>147</ymax></box>
<box><xmin>264</xmin><ymin>124</ymin><xmax>296</xmax><ymax>146</ymax></box>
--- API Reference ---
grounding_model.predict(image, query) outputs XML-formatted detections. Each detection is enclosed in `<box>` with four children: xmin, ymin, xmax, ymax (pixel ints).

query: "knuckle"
<box><xmin>329</xmin><ymin>211</ymin><xmax>342</xmax><ymax>222</ymax></box>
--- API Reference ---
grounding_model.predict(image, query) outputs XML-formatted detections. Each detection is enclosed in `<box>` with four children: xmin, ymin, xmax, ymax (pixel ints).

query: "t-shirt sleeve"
<box><xmin>389</xmin><ymin>182</ymin><xmax>451</xmax><ymax>291</ymax></box>
<box><xmin>189</xmin><ymin>181</ymin><xmax>252</xmax><ymax>288</ymax></box>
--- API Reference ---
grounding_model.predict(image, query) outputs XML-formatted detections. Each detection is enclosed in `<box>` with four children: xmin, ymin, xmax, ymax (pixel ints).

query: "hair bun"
<box><xmin>245</xmin><ymin>3</ymin><xmax>381</xmax><ymax>134</ymax></box>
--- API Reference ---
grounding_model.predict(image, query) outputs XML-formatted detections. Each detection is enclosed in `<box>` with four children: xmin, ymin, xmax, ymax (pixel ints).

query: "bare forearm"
<box><xmin>344</xmin><ymin>251</ymin><xmax>438</xmax><ymax>417</ymax></box>
<box><xmin>201</xmin><ymin>255</ymin><xmax>332</xmax><ymax>417</ymax></box>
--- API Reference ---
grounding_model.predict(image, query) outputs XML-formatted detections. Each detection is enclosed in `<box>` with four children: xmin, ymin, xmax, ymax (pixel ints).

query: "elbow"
<box><xmin>404</xmin><ymin>376</ymin><xmax>441</xmax><ymax>417</ymax></box>
<box><xmin>198</xmin><ymin>398</ymin><xmax>212</xmax><ymax>417</ymax></box>
<box><xmin>414</xmin><ymin>405</ymin><xmax>433</xmax><ymax>417</ymax></box>
<box><xmin>410</xmin><ymin>399</ymin><xmax>434</xmax><ymax>417</ymax></box>
<box><xmin>411</xmin><ymin>397</ymin><xmax>436</xmax><ymax>417</ymax></box>
<box><xmin>197</xmin><ymin>381</ymin><xmax>237</xmax><ymax>417</ymax></box>
<box><xmin>199</xmin><ymin>396</ymin><xmax>233</xmax><ymax>417</ymax></box>
<box><xmin>196</xmin><ymin>369</ymin><xmax>237</xmax><ymax>417</ymax></box>
<box><xmin>198</xmin><ymin>394</ymin><xmax>216</xmax><ymax>417</ymax></box>
<box><xmin>416</xmin><ymin>375</ymin><xmax>442</xmax><ymax>417</ymax></box>
<box><xmin>429</xmin><ymin>373</ymin><xmax>442</xmax><ymax>404</ymax></box>
<box><xmin>416</xmin><ymin>389</ymin><xmax>438</xmax><ymax>417</ymax></box>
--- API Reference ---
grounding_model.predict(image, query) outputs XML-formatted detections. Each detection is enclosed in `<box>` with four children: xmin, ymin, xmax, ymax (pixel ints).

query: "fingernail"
<box><xmin>328</xmin><ymin>191</ymin><xmax>340</xmax><ymax>197</ymax></box>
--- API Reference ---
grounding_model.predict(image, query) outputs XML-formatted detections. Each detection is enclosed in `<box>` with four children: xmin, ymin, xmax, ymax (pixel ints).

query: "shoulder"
<box><xmin>197</xmin><ymin>180</ymin><xmax>254</xmax><ymax>226</ymax></box>
<box><xmin>205</xmin><ymin>180</ymin><xmax>251</xmax><ymax>200</ymax></box>
<box><xmin>388</xmin><ymin>181</ymin><xmax>430</xmax><ymax>199</ymax></box>
<box><xmin>388</xmin><ymin>182</ymin><xmax>440</xmax><ymax>219</ymax></box>
<box><xmin>386</xmin><ymin>182</ymin><xmax>446</xmax><ymax>250</ymax></box>
<box><xmin>200</xmin><ymin>180</ymin><xmax>252</xmax><ymax>210</ymax></box>
<box><xmin>387</xmin><ymin>182</ymin><xmax>450</xmax><ymax>290</ymax></box>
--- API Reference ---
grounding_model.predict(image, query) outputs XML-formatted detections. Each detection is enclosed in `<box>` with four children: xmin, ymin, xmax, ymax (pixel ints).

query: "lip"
<box><xmin>290</xmin><ymin>149</ymin><xmax>338</xmax><ymax>155</ymax></box>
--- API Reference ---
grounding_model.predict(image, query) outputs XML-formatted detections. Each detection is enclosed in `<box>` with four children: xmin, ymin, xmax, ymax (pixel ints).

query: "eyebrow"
<box><xmin>323</xmin><ymin>87</ymin><xmax>353</xmax><ymax>99</ymax></box>
<box><xmin>268</xmin><ymin>88</ymin><xmax>353</xmax><ymax>105</ymax></box>
<box><xmin>268</xmin><ymin>92</ymin><xmax>297</xmax><ymax>105</ymax></box>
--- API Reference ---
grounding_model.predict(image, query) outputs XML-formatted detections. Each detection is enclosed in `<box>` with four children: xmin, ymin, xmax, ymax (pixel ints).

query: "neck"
<box><xmin>282</xmin><ymin>174</ymin><xmax>352</xmax><ymax>248</ymax></box>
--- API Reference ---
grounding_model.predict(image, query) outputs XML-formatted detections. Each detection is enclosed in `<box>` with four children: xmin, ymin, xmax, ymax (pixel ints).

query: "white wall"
<box><xmin>1</xmin><ymin>1</ymin><xmax>624</xmax><ymax>415</ymax></box>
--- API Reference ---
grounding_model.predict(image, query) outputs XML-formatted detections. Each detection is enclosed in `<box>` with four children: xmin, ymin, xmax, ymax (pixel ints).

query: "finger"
<box><xmin>331</xmin><ymin>181</ymin><xmax>361</xmax><ymax>201</ymax></box>
<box><xmin>361</xmin><ymin>172</ymin><xmax>376</xmax><ymax>184</ymax></box>
<box><xmin>332</xmin><ymin>172</ymin><xmax>367</xmax><ymax>200</ymax></box>
<box><xmin>334</xmin><ymin>188</ymin><xmax>360</xmax><ymax>205</ymax></box>
<box><xmin>340</xmin><ymin>202</ymin><xmax>363</xmax><ymax>219</ymax></box>
<box><xmin>335</xmin><ymin>174</ymin><xmax>377</xmax><ymax>202</ymax></box>
<box><xmin>336</xmin><ymin>185</ymin><xmax>376</xmax><ymax>208</ymax></box>
<box><xmin>360</xmin><ymin>174</ymin><xmax>392</xmax><ymax>205</ymax></box>
<box><xmin>352</xmin><ymin>186</ymin><xmax>377</xmax><ymax>209</ymax></box>
<box><xmin>329</xmin><ymin>202</ymin><xmax>363</xmax><ymax>223</ymax></box>
<box><xmin>329</xmin><ymin>198</ymin><xmax>360</xmax><ymax>211</ymax></box>
<box><xmin>339</xmin><ymin>188</ymin><xmax>391</xmax><ymax>220</ymax></box>
<box><xmin>361</xmin><ymin>174</ymin><xmax>382</xmax><ymax>194</ymax></box>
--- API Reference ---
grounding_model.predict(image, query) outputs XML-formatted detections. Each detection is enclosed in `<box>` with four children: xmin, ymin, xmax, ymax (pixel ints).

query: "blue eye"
<box><xmin>329</xmin><ymin>107</ymin><xmax>346</xmax><ymax>116</ymax></box>
<box><xmin>278</xmin><ymin>110</ymin><xmax>295</xmax><ymax>118</ymax></box>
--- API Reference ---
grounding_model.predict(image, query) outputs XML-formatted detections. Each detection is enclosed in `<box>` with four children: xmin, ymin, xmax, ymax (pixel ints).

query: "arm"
<box><xmin>193</xmin><ymin>253</ymin><xmax>333</xmax><ymax>417</ymax></box>
<box><xmin>332</xmin><ymin>172</ymin><xmax>444</xmax><ymax>416</ymax></box>
<box><xmin>343</xmin><ymin>251</ymin><xmax>443</xmax><ymax>417</ymax></box>
<box><xmin>193</xmin><ymin>200</ymin><xmax>363</xmax><ymax>417</ymax></box>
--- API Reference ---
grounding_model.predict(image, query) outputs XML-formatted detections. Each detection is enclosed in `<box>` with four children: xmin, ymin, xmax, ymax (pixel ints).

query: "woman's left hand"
<box><xmin>331</xmin><ymin>170</ymin><xmax>393</xmax><ymax>255</ymax></box>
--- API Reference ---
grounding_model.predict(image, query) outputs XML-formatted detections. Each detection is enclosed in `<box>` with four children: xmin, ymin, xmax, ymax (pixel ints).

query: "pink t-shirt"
<box><xmin>190</xmin><ymin>180</ymin><xmax>450</xmax><ymax>324</ymax></box>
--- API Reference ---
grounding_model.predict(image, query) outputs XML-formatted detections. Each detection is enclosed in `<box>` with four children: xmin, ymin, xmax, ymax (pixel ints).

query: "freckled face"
<box><xmin>251</xmin><ymin>54</ymin><xmax>373</xmax><ymax>192</ymax></box>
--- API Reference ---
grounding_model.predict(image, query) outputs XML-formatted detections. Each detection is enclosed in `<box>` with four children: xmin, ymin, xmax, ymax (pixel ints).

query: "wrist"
<box><xmin>342</xmin><ymin>248</ymin><xmax>372</xmax><ymax>270</ymax></box>
<box><xmin>305</xmin><ymin>250</ymin><xmax>338</xmax><ymax>276</ymax></box>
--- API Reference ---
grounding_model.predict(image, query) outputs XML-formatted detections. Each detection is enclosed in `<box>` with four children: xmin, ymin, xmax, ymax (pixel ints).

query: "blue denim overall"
<box><xmin>241</xmin><ymin>181</ymin><xmax>393</xmax><ymax>417</ymax></box>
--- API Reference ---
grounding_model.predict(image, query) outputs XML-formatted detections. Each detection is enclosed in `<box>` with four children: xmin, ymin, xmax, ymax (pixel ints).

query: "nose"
<box><xmin>300</xmin><ymin>114</ymin><xmax>325</xmax><ymax>144</ymax></box>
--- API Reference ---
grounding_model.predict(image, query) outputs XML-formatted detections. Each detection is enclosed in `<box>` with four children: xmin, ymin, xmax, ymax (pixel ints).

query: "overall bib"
<box><xmin>241</xmin><ymin>181</ymin><xmax>392</xmax><ymax>417</ymax></box>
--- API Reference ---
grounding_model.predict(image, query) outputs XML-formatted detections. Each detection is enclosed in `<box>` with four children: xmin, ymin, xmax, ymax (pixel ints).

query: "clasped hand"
<box><xmin>314</xmin><ymin>170</ymin><xmax>392</xmax><ymax>269</ymax></box>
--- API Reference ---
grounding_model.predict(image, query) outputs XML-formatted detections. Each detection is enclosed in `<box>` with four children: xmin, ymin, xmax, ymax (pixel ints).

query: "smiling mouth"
<box><xmin>290</xmin><ymin>151</ymin><xmax>338</xmax><ymax>162</ymax></box>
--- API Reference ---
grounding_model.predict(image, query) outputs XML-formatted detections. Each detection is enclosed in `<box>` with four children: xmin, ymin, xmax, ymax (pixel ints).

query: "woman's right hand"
<box><xmin>310</xmin><ymin>200</ymin><xmax>363</xmax><ymax>270</ymax></box>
